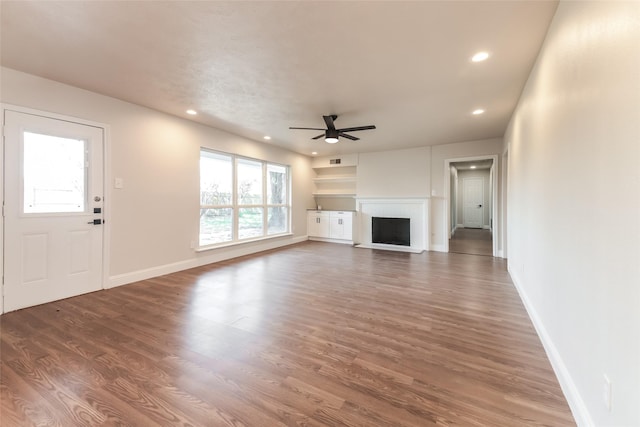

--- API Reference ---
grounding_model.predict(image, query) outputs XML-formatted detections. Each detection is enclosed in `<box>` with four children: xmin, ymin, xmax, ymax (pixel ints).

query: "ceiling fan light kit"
<box><xmin>289</xmin><ymin>115</ymin><xmax>376</xmax><ymax>144</ymax></box>
<box><xmin>325</xmin><ymin>129</ymin><xmax>339</xmax><ymax>143</ymax></box>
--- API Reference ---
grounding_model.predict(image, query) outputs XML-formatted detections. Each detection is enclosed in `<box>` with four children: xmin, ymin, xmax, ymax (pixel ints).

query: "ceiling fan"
<box><xmin>289</xmin><ymin>115</ymin><xmax>376</xmax><ymax>144</ymax></box>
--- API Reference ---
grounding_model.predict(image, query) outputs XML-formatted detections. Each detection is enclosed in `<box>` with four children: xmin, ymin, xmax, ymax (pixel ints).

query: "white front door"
<box><xmin>463</xmin><ymin>177</ymin><xmax>483</xmax><ymax>228</ymax></box>
<box><xmin>3</xmin><ymin>110</ymin><xmax>105</xmax><ymax>312</ymax></box>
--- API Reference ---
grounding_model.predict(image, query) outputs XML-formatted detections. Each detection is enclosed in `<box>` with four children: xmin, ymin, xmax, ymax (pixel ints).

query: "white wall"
<box><xmin>357</xmin><ymin>147</ymin><xmax>431</xmax><ymax>198</ymax></box>
<box><xmin>1</xmin><ymin>67</ymin><xmax>314</xmax><ymax>286</ymax></box>
<box><xmin>505</xmin><ymin>2</ymin><xmax>640</xmax><ymax>426</ymax></box>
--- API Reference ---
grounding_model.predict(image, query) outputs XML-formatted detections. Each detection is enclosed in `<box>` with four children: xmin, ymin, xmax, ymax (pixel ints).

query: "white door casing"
<box><xmin>463</xmin><ymin>177</ymin><xmax>483</xmax><ymax>228</ymax></box>
<box><xmin>3</xmin><ymin>110</ymin><xmax>105</xmax><ymax>312</ymax></box>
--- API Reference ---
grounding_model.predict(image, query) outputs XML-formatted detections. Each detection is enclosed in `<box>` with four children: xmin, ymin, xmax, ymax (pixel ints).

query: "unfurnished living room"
<box><xmin>0</xmin><ymin>1</ymin><xmax>638</xmax><ymax>426</ymax></box>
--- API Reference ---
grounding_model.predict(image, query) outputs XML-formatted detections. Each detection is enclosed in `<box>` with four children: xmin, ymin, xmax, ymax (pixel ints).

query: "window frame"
<box><xmin>199</xmin><ymin>148</ymin><xmax>291</xmax><ymax>249</ymax></box>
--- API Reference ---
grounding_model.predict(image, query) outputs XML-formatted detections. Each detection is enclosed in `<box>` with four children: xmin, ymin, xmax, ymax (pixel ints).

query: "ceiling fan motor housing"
<box><xmin>326</xmin><ymin>129</ymin><xmax>339</xmax><ymax>139</ymax></box>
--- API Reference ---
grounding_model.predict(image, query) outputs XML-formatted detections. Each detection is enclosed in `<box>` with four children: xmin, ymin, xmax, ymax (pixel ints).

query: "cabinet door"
<box><xmin>308</xmin><ymin>212</ymin><xmax>330</xmax><ymax>237</ymax></box>
<box><xmin>330</xmin><ymin>212</ymin><xmax>353</xmax><ymax>240</ymax></box>
<box><xmin>307</xmin><ymin>213</ymin><xmax>320</xmax><ymax>237</ymax></box>
<box><xmin>318</xmin><ymin>214</ymin><xmax>330</xmax><ymax>237</ymax></box>
<box><xmin>340</xmin><ymin>214</ymin><xmax>353</xmax><ymax>240</ymax></box>
<box><xmin>329</xmin><ymin>215</ymin><xmax>344</xmax><ymax>239</ymax></box>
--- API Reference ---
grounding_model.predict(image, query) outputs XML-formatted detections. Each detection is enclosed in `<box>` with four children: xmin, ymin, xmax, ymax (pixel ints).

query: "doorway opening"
<box><xmin>445</xmin><ymin>156</ymin><xmax>497</xmax><ymax>257</ymax></box>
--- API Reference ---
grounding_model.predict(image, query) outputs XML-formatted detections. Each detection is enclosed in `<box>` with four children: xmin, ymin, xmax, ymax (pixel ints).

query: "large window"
<box><xmin>199</xmin><ymin>149</ymin><xmax>290</xmax><ymax>247</ymax></box>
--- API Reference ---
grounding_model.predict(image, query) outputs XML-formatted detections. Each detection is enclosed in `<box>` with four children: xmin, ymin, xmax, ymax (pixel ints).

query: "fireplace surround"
<box><xmin>355</xmin><ymin>198</ymin><xmax>428</xmax><ymax>253</ymax></box>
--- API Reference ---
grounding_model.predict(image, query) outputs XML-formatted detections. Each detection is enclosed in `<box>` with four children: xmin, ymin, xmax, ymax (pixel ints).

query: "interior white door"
<box><xmin>463</xmin><ymin>177</ymin><xmax>483</xmax><ymax>228</ymax></box>
<box><xmin>3</xmin><ymin>110</ymin><xmax>104</xmax><ymax>312</ymax></box>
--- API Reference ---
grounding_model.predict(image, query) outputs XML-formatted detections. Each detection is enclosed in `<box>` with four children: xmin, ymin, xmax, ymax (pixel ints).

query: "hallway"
<box><xmin>449</xmin><ymin>228</ymin><xmax>493</xmax><ymax>256</ymax></box>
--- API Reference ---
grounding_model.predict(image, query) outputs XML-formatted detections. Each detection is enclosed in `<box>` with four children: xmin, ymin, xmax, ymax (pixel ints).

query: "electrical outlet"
<box><xmin>603</xmin><ymin>374</ymin><xmax>612</xmax><ymax>412</ymax></box>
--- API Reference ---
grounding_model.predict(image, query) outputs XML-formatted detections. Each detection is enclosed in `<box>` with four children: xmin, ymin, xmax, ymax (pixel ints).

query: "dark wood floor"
<box><xmin>449</xmin><ymin>228</ymin><xmax>493</xmax><ymax>256</ymax></box>
<box><xmin>1</xmin><ymin>241</ymin><xmax>574</xmax><ymax>426</ymax></box>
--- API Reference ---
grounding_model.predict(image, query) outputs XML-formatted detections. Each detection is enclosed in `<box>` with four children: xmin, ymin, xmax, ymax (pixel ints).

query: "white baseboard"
<box><xmin>355</xmin><ymin>243</ymin><xmax>423</xmax><ymax>254</ymax></box>
<box><xmin>309</xmin><ymin>237</ymin><xmax>354</xmax><ymax>245</ymax></box>
<box><xmin>430</xmin><ymin>244</ymin><xmax>447</xmax><ymax>252</ymax></box>
<box><xmin>496</xmin><ymin>249</ymin><xmax>505</xmax><ymax>258</ymax></box>
<box><xmin>456</xmin><ymin>223</ymin><xmax>464</xmax><ymax>229</ymax></box>
<box><xmin>108</xmin><ymin>235</ymin><xmax>308</xmax><ymax>289</ymax></box>
<box><xmin>508</xmin><ymin>266</ymin><xmax>591</xmax><ymax>427</ymax></box>
<box><xmin>482</xmin><ymin>225</ymin><xmax>491</xmax><ymax>230</ymax></box>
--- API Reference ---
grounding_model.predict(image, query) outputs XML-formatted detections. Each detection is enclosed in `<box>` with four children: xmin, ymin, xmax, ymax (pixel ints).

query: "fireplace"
<box><xmin>372</xmin><ymin>217</ymin><xmax>410</xmax><ymax>246</ymax></box>
<box><xmin>355</xmin><ymin>198</ymin><xmax>428</xmax><ymax>253</ymax></box>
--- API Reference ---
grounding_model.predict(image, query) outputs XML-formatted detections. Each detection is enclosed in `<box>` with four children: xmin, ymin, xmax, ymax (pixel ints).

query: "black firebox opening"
<box><xmin>372</xmin><ymin>217</ymin><xmax>410</xmax><ymax>246</ymax></box>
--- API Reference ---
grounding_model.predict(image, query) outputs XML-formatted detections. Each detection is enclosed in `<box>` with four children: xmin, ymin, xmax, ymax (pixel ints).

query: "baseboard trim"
<box><xmin>308</xmin><ymin>237</ymin><xmax>354</xmax><ymax>245</ymax></box>
<box><xmin>108</xmin><ymin>235</ymin><xmax>308</xmax><ymax>289</ymax></box>
<box><xmin>355</xmin><ymin>243</ymin><xmax>423</xmax><ymax>254</ymax></box>
<box><xmin>508</xmin><ymin>266</ymin><xmax>592</xmax><ymax>427</ymax></box>
<box><xmin>430</xmin><ymin>244</ymin><xmax>447</xmax><ymax>252</ymax></box>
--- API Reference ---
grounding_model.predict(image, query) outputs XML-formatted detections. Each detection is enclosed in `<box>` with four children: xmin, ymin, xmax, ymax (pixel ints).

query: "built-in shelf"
<box><xmin>312</xmin><ymin>176</ymin><xmax>357</xmax><ymax>184</ymax></box>
<box><xmin>312</xmin><ymin>157</ymin><xmax>357</xmax><ymax>203</ymax></box>
<box><xmin>312</xmin><ymin>192</ymin><xmax>357</xmax><ymax>198</ymax></box>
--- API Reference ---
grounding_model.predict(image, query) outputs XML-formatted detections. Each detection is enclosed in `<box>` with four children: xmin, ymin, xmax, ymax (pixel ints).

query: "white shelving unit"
<box><xmin>311</xmin><ymin>154</ymin><xmax>358</xmax><ymax>198</ymax></box>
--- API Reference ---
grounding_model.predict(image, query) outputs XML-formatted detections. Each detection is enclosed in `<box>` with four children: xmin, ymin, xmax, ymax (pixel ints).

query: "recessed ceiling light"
<box><xmin>311</xmin><ymin>151</ymin><xmax>318</xmax><ymax>155</ymax></box>
<box><xmin>470</xmin><ymin>165</ymin><xmax>477</xmax><ymax>169</ymax></box>
<box><xmin>472</xmin><ymin>109</ymin><xmax>485</xmax><ymax>115</ymax></box>
<box><xmin>472</xmin><ymin>52</ymin><xmax>490</xmax><ymax>62</ymax></box>
<box><xmin>186</xmin><ymin>109</ymin><xmax>197</xmax><ymax>115</ymax></box>
<box><xmin>263</xmin><ymin>136</ymin><xmax>271</xmax><ymax>140</ymax></box>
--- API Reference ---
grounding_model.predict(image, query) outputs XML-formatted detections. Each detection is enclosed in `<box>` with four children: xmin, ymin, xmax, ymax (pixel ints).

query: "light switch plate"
<box><xmin>114</xmin><ymin>178</ymin><xmax>124</xmax><ymax>189</ymax></box>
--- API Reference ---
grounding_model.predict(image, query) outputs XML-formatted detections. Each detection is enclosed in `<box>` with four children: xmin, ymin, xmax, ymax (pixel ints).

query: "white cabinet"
<box><xmin>307</xmin><ymin>211</ymin><xmax>330</xmax><ymax>238</ymax></box>
<box><xmin>308</xmin><ymin>211</ymin><xmax>355</xmax><ymax>244</ymax></box>
<box><xmin>329</xmin><ymin>211</ymin><xmax>353</xmax><ymax>241</ymax></box>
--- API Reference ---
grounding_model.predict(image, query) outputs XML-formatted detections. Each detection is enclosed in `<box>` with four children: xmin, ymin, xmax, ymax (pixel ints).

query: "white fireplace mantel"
<box><xmin>355</xmin><ymin>197</ymin><xmax>429</xmax><ymax>253</ymax></box>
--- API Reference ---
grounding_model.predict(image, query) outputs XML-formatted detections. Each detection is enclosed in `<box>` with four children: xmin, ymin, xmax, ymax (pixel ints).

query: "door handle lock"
<box><xmin>88</xmin><ymin>219</ymin><xmax>102</xmax><ymax>225</ymax></box>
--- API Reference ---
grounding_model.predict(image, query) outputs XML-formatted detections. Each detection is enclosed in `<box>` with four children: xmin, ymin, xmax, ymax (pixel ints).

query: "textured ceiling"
<box><xmin>0</xmin><ymin>1</ymin><xmax>558</xmax><ymax>156</ymax></box>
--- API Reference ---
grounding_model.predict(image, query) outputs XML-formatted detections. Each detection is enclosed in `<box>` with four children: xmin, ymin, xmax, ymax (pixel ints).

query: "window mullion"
<box><xmin>263</xmin><ymin>162</ymin><xmax>267</xmax><ymax>236</ymax></box>
<box><xmin>233</xmin><ymin>156</ymin><xmax>238</xmax><ymax>241</ymax></box>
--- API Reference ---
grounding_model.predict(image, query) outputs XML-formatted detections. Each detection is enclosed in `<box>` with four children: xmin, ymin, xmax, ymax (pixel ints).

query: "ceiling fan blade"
<box><xmin>289</xmin><ymin>127</ymin><xmax>325</xmax><ymax>131</ymax></box>
<box><xmin>311</xmin><ymin>133</ymin><xmax>325</xmax><ymax>140</ymax></box>
<box><xmin>339</xmin><ymin>132</ymin><xmax>359</xmax><ymax>141</ymax></box>
<box><xmin>336</xmin><ymin>125</ymin><xmax>376</xmax><ymax>132</ymax></box>
<box><xmin>323</xmin><ymin>115</ymin><xmax>337</xmax><ymax>131</ymax></box>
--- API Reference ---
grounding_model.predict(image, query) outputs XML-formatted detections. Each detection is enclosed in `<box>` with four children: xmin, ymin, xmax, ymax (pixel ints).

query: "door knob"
<box><xmin>477</xmin><ymin>204</ymin><xmax>482</xmax><ymax>208</ymax></box>
<box><xmin>87</xmin><ymin>219</ymin><xmax>102</xmax><ymax>225</ymax></box>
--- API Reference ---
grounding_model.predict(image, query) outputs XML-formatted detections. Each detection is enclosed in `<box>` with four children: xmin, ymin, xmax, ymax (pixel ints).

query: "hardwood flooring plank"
<box><xmin>1</xmin><ymin>241</ymin><xmax>574</xmax><ymax>426</ymax></box>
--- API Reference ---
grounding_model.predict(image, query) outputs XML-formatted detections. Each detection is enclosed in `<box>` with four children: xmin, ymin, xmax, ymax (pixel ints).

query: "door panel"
<box><xmin>463</xmin><ymin>177</ymin><xmax>483</xmax><ymax>228</ymax></box>
<box><xmin>4</xmin><ymin>110</ymin><xmax>104</xmax><ymax>312</ymax></box>
<box><xmin>22</xmin><ymin>233</ymin><xmax>48</xmax><ymax>283</ymax></box>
